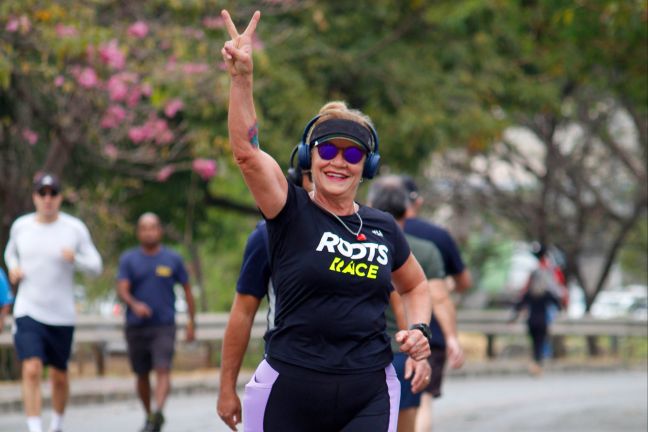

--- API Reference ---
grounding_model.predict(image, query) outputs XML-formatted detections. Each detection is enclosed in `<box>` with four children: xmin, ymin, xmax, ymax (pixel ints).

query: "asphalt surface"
<box><xmin>0</xmin><ymin>369</ymin><xmax>645</xmax><ymax>432</ymax></box>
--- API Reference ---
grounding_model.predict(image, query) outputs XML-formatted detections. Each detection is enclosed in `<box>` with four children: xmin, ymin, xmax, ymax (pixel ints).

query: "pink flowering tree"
<box><xmin>0</xmin><ymin>2</ymin><xmax>266</xmax><ymax>310</ymax></box>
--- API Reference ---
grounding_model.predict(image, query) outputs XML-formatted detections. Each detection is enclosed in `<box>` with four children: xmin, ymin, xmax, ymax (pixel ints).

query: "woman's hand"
<box><xmin>395</xmin><ymin>329</ymin><xmax>431</xmax><ymax>361</ymax></box>
<box><xmin>221</xmin><ymin>10</ymin><xmax>261</xmax><ymax>78</ymax></box>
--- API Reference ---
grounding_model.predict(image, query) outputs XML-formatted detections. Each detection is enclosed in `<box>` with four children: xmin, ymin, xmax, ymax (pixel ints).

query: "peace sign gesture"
<box><xmin>220</xmin><ymin>10</ymin><xmax>261</xmax><ymax>78</ymax></box>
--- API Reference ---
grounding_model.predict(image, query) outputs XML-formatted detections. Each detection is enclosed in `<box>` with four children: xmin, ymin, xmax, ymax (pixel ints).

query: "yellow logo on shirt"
<box><xmin>156</xmin><ymin>265</ymin><xmax>172</xmax><ymax>277</ymax></box>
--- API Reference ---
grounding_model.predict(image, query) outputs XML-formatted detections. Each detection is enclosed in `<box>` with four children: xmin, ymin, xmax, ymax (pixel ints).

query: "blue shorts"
<box><xmin>393</xmin><ymin>352</ymin><xmax>421</xmax><ymax>410</ymax></box>
<box><xmin>243</xmin><ymin>358</ymin><xmax>400</xmax><ymax>431</ymax></box>
<box><xmin>13</xmin><ymin>316</ymin><xmax>74</xmax><ymax>370</ymax></box>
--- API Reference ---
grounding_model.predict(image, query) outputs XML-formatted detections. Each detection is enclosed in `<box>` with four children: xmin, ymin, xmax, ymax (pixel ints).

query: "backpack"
<box><xmin>528</xmin><ymin>267</ymin><xmax>560</xmax><ymax>298</ymax></box>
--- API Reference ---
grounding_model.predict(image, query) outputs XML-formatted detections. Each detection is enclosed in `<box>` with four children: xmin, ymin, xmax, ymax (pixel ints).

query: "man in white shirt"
<box><xmin>4</xmin><ymin>173</ymin><xmax>102</xmax><ymax>432</ymax></box>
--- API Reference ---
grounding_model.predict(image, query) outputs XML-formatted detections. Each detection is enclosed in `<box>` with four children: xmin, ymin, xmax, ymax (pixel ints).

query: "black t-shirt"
<box><xmin>265</xmin><ymin>183</ymin><xmax>411</xmax><ymax>374</ymax></box>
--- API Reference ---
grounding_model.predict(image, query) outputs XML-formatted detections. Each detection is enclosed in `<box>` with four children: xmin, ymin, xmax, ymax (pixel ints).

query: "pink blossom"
<box><xmin>5</xmin><ymin>18</ymin><xmax>19</xmax><ymax>33</ymax></box>
<box><xmin>6</xmin><ymin>16</ymin><xmax>31</xmax><ymax>34</ymax></box>
<box><xmin>128</xmin><ymin>21</ymin><xmax>149</xmax><ymax>38</ymax></box>
<box><xmin>77</xmin><ymin>67</ymin><xmax>99</xmax><ymax>88</ymax></box>
<box><xmin>99</xmin><ymin>39</ymin><xmax>126</xmax><ymax>70</ymax></box>
<box><xmin>21</xmin><ymin>128</ymin><xmax>38</xmax><ymax>146</ymax></box>
<box><xmin>55</xmin><ymin>24</ymin><xmax>78</xmax><ymax>37</ymax></box>
<box><xmin>129</xmin><ymin>117</ymin><xmax>174</xmax><ymax>144</ymax></box>
<box><xmin>181</xmin><ymin>63</ymin><xmax>209</xmax><ymax>75</ymax></box>
<box><xmin>164</xmin><ymin>99</ymin><xmax>184</xmax><ymax>118</ymax></box>
<box><xmin>252</xmin><ymin>34</ymin><xmax>264</xmax><ymax>50</ymax></box>
<box><xmin>192</xmin><ymin>158</ymin><xmax>217</xmax><ymax>180</ymax></box>
<box><xmin>202</xmin><ymin>16</ymin><xmax>224</xmax><ymax>29</ymax></box>
<box><xmin>141</xmin><ymin>83</ymin><xmax>152</xmax><ymax>97</ymax></box>
<box><xmin>165</xmin><ymin>56</ymin><xmax>177</xmax><ymax>72</ymax></box>
<box><xmin>156</xmin><ymin>165</ymin><xmax>175</xmax><ymax>182</ymax></box>
<box><xmin>102</xmin><ymin>143</ymin><xmax>119</xmax><ymax>159</ymax></box>
<box><xmin>107</xmin><ymin>76</ymin><xmax>128</xmax><ymax>101</ymax></box>
<box><xmin>54</xmin><ymin>75</ymin><xmax>65</xmax><ymax>87</ymax></box>
<box><xmin>128</xmin><ymin>125</ymin><xmax>150</xmax><ymax>144</ymax></box>
<box><xmin>157</xmin><ymin>130</ymin><xmax>174</xmax><ymax>145</ymax></box>
<box><xmin>217</xmin><ymin>62</ymin><xmax>228</xmax><ymax>71</ymax></box>
<box><xmin>184</xmin><ymin>28</ymin><xmax>204</xmax><ymax>40</ymax></box>
<box><xmin>100</xmin><ymin>105</ymin><xmax>127</xmax><ymax>129</ymax></box>
<box><xmin>148</xmin><ymin>118</ymin><xmax>174</xmax><ymax>145</ymax></box>
<box><xmin>125</xmin><ymin>86</ymin><xmax>143</xmax><ymax>108</ymax></box>
<box><xmin>106</xmin><ymin>72</ymin><xmax>138</xmax><ymax>102</ymax></box>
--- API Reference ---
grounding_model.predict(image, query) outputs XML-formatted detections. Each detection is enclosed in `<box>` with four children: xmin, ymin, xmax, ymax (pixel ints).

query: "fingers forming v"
<box><xmin>221</xmin><ymin>10</ymin><xmax>261</xmax><ymax>39</ymax></box>
<box><xmin>221</xmin><ymin>10</ymin><xmax>239</xmax><ymax>39</ymax></box>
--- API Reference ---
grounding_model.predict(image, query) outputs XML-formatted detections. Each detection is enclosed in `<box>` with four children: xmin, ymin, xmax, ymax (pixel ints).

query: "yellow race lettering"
<box><xmin>342</xmin><ymin>261</ymin><xmax>356</xmax><ymax>275</ymax></box>
<box><xmin>367</xmin><ymin>265</ymin><xmax>379</xmax><ymax>279</ymax></box>
<box><xmin>329</xmin><ymin>257</ymin><xmax>342</xmax><ymax>271</ymax></box>
<box><xmin>355</xmin><ymin>263</ymin><xmax>367</xmax><ymax>277</ymax></box>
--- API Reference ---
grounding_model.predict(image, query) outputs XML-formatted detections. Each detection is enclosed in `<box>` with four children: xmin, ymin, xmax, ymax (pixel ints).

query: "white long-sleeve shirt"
<box><xmin>4</xmin><ymin>212</ymin><xmax>103</xmax><ymax>325</ymax></box>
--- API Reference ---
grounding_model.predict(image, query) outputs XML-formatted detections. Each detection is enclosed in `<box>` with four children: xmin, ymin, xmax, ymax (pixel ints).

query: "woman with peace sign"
<box><xmin>217</xmin><ymin>10</ymin><xmax>434</xmax><ymax>432</ymax></box>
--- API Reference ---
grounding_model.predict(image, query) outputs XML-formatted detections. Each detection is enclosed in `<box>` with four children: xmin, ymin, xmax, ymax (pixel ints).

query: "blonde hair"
<box><xmin>306</xmin><ymin>101</ymin><xmax>375</xmax><ymax>149</ymax></box>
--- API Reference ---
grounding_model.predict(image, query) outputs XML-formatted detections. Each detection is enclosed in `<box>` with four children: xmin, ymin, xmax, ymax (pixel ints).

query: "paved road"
<box><xmin>1</xmin><ymin>370</ymin><xmax>645</xmax><ymax>431</ymax></box>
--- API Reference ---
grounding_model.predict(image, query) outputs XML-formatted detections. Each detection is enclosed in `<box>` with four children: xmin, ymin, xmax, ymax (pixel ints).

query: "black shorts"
<box><xmin>13</xmin><ymin>316</ymin><xmax>74</xmax><ymax>371</ymax></box>
<box><xmin>125</xmin><ymin>324</ymin><xmax>176</xmax><ymax>375</ymax></box>
<box><xmin>242</xmin><ymin>358</ymin><xmax>400</xmax><ymax>431</ymax></box>
<box><xmin>423</xmin><ymin>346</ymin><xmax>447</xmax><ymax>398</ymax></box>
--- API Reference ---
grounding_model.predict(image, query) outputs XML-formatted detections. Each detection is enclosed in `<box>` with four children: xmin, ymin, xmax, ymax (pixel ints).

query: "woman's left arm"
<box><xmin>392</xmin><ymin>253</ymin><xmax>432</xmax><ymax>360</ymax></box>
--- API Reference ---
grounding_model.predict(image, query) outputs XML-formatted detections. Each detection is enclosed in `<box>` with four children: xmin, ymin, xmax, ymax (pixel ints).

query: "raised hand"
<box><xmin>220</xmin><ymin>10</ymin><xmax>261</xmax><ymax>78</ymax></box>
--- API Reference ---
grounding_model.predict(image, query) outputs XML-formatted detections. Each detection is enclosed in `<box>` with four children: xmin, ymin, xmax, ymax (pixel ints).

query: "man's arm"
<box><xmin>73</xmin><ymin>223</ymin><xmax>103</xmax><ymax>276</ymax></box>
<box><xmin>217</xmin><ymin>293</ymin><xmax>262</xmax><ymax>430</ymax></box>
<box><xmin>451</xmin><ymin>269</ymin><xmax>472</xmax><ymax>294</ymax></box>
<box><xmin>117</xmin><ymin>279</ymin><xmax>151</xmax><ymax>318</ymax></box>
<box><xmin>182</xmin><ymin>282</ymin><xmax>196</xmax><ymax>341</ymax></box>
<box><xmin>429</xmin><ymin>278</ymin><xmax>464</xmax><ymax>368</ymax></box>
<box><xmin>4</xmin><ymin>225</ymin><xmax>23</xmax><ymax>285</ymax></box>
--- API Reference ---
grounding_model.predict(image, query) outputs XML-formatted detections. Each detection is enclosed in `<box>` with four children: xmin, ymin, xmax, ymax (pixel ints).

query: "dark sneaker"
<box><xmin>150</xmin><ymin>411</ymin><xmax>165</xmax><ymax>432</ymax></box>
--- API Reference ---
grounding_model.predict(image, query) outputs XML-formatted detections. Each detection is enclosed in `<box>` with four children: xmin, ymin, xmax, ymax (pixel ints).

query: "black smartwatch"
<box><xmin>409</xmin><ymin>323</ymin><xmax>432</xmax><ymax>342</ymax></box>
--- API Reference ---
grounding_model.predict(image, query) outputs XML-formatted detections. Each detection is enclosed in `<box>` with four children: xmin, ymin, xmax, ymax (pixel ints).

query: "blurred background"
<box><xmin>0</xmin><ymin>0</ymin><xmax>646</xmax><ymax>430</ymax></box>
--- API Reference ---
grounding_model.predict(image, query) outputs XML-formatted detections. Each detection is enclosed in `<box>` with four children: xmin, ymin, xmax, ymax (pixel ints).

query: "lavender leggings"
<box><xmin>242</xmin><ymin>358</ymin><xmax>400</xmax><ymax>432</ymax></box>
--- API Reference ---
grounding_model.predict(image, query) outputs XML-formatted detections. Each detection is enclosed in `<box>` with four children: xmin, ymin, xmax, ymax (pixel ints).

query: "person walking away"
<box><xmin>4</xmin><ymin>173</ymin><xmax>103</xmax><ymax>432</ymax></box>
<box><xmin>509</xmin><ymin>254</ymin><xmax>562</xmax><ymax>376</ymax></box>
<box><xmin>400</xmin><ymin>176</ymin><xmax>470</xmax><ymax>432</ymax></box>
<box><xmin>220</xmin><ymin>10</ymin><xmax>433</xmax><ymax>431</ymax></box>
<box><xmin>117</xmin><ymin>213</ymin><xmax>196</xmax><ymax>432</ymax></box>
<box><xmin>368</xmin><ymin>176</ymin><xmax>464</xmax><ymax>432</ymax></box>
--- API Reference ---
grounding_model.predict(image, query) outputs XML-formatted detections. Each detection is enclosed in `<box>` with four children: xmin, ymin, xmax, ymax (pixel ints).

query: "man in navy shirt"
<box><xmin>117</xmin><ymin>213</ymin><xmax>196</xmax><ymax>432</ymax></box>
<box><xmin>401</xmin><ymin>176</ymin><xmax>472</xmax><ymax>432</ymax></box>
<box><xmin>217</xmin><ymin>160</ymin><xmax>312</xmax><ymax>429</ymax></box>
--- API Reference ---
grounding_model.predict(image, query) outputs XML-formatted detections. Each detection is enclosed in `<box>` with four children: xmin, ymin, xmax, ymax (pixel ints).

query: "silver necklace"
<box><xmin>324</xmin><ymin>206</ymin><xmax>366</xmax><ymax>241</ymax></box>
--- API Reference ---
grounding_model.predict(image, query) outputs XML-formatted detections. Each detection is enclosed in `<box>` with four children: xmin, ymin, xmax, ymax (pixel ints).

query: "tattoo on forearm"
<box><xmin>248</xmin><ymin>121</ymin><xmax>259</xmax><ymax>147</ymax></box>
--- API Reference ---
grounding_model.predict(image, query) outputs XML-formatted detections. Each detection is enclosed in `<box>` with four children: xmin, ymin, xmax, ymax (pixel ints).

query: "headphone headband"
<box><xmin>298</xmin><ymin>114</ymin><xmax>381</xmax><ymax>179</ymax></box>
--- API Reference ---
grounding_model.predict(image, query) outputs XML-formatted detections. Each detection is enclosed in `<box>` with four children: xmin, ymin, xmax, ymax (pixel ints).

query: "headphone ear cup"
<box><xmin>297</xmin><ymin>141</ymin><xmax>311</xmax><ymax>170</ymax></box>
<box><xmin>363</xmin><ymin>153</ymin><xmax>381</xmax><ymax>179</ymax></box>
<box><xmin>287</xmin><ymin>167</ymin><xmax>302</xmax><ymax>187</ymax></box>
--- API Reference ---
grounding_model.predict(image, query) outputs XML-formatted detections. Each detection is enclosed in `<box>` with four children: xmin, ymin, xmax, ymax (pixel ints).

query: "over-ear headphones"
<box><xmin>297</xmin><ymin>115</ymin><xmax>381</xmax><ymax>179</ymax></box>
<box><xmin>286</xmin><ymin>145</ymin><xmax>302</xmax><ymax>187</ymax></box>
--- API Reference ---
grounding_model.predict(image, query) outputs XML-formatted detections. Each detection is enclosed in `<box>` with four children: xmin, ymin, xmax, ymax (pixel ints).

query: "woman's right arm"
<box><xmin>221</xmin><ymin>10</ymin><xmax>288</xmax><ymax>219</ymax></box>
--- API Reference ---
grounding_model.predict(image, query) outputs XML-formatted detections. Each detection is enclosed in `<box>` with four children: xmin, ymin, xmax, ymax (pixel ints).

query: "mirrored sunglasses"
<box><xmin>315</xmin><ymin>141</ymin><xmax>366</xmax><ymax>164</ymax></box>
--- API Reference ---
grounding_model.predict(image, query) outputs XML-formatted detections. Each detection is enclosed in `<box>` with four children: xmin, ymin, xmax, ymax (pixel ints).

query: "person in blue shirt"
<box><xmin>0</xmin><ymin>268</ymin><xmax>14</xmax><ymax>334</ymax></box>
<box><xmin>117</xmin><ymin>213</ymin><xmax>196</xmax><ymax>432</ymax></box>
<box><xmin>217</xmin><ymin>150</ymin><xmax>312</xmax><ymax>429</ymax></box>
<box><xmin>400</xmin><ymin>176</ymin><xmax>471</xmax><ymax>432</ymax></box>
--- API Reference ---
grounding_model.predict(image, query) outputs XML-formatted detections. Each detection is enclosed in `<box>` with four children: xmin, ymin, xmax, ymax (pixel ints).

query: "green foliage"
<box><xmin>1</xmin><ymin>0</ymin><xmax>645</xmax><ymax>309</ymax></box>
